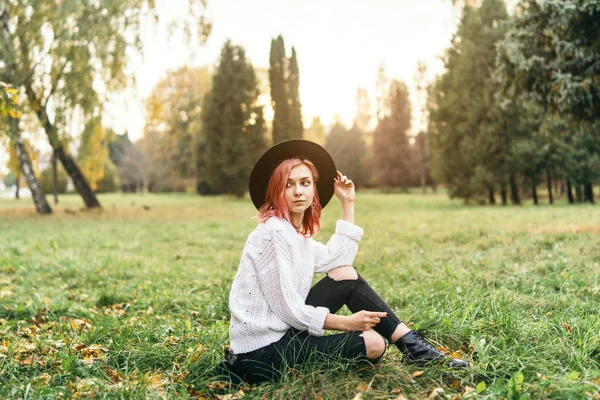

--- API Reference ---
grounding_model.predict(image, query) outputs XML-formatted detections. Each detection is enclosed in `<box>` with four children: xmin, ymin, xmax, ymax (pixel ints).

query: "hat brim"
<box><xmin>249</xmin><ymin>140</ymin><xmax>337</xmax><ymax>210</ymax></box>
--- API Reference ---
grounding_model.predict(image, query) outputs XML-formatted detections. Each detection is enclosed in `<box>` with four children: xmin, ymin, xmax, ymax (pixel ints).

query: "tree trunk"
<box><xmin>52</xmin><ymin>150</ymin><xmax>59</xmax><ymax>204</ymax></box>
<box><xmin>566</xmin><ymin>181</ymin><xmax>574</xmax><ymax>204</ymax></box>
<box><xmin>575</xmin><ymin>184</ymin><xmax>583</xmax><ymax>203</ymax></box>
<box><xmin>584</xmin><ymin>182</ymin><xmax>594</xmax><ymax>204</ymax></box>
<box><xmin>3</xmin><ymin>107</ymin><xmax>52</xmax><ymax>213</ymax></box>
<box><xmin>559</xmin><ymin>180</ymin><xmax>565</xmax><ymax>195</ymax></box>
<box><xmin>14</xmin><ymin>175</ymin><xmax>20</xmax><ymax>199</ymax></box>
<box><xmin>546</xmin><ymin>170</ymin><xmax>553</xmax><ymax>205</ymax></box>
<box><xmin>531</xmin><ymin>178</ymin><xmax>538</xmax><ymax>205</ymax></box>
<box><xmin>421</xmin><ymin>171</ymin><xmax>426</xmax><ymax>194</ymax></box>
<box><xmin>23</xmin><ymin>83</ymin><xmax>101</xmax><ymax>209</ymax></box>
<box><xmin>14</xmin><ymin>138</ymin><xmax>52</xmax><ymax>214</ymax></box>
<box><xmin>488</xmin><ymin>187</ymin><xmax>495</xmax><ymax>205</ymax></box>
<box><xmin>54</xmin><ymin>147</ymin><xmax>101</xmax><ymax>208</ymax></box>
<box><xmin>509</xmin><ymin>174</ymin><xmax>521</xmax><ymax>205</ymax></box>
<box><xmin>500</xmin><ymin>184</ymin><xmax>507</xmax><ymax>205</ymax></box>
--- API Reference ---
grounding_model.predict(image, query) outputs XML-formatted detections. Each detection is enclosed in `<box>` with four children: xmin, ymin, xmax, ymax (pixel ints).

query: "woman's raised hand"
<box><xmin>334</xmin><ymin>170</ymin><xmax>355</xmax><ymax>204</ymax></box>
<box><xmin>345</xmin><ymin>310</ymin><xmax>387</xmax><ymax>331</ymax></box>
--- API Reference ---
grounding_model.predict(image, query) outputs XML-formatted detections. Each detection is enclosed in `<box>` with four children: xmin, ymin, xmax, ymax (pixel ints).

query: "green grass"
<box><xmin>0</xmin><ymin>192</ymin><xmax>599</xmax><ymax>399</ymax></box>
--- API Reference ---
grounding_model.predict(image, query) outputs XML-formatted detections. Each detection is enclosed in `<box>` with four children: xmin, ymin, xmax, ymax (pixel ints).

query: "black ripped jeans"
<box><xmin>228</xmin><ymin>272</ymin><xmax>403</xmax><ymax>384</ymax></box>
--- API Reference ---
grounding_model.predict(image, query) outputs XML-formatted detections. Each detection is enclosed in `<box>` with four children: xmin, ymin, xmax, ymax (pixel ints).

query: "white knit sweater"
<box><xmin>228</xmin><ymin>217</ymin><xmax>364</xmax><ymax>354</ymax></box>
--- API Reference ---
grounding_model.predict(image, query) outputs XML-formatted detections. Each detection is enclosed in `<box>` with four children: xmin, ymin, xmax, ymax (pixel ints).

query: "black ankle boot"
<box><xmin>394</xmin><ymin>330</ymin><xmax>469</xmax><ymax>368</ymax></box>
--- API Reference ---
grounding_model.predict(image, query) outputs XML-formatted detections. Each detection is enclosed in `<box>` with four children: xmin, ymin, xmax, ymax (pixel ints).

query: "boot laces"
<box><xmin>412</xmin><ymin>330</ymin><xmax>438</xmax><ymax>351</ymax></box>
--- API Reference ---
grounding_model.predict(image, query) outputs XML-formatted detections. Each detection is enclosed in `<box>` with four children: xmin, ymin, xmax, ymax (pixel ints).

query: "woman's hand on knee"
<box><xmin>345</xmin><ymin>310</ymin><xmax>387</xmax><ymax>331</ymax></box>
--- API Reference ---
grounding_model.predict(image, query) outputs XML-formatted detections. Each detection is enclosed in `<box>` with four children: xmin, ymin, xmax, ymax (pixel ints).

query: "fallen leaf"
<box><xmin>411</xmin><ymin>370</ymin><xmax>424</xmax><ymax>378</ymax></box>
<box><xmin>393</xmin><ymin>395</ymin><xmax>408</xmax><ymax>400</ymax></box>
<box><xmin>355</xmin><ymin>383</ymin><xmax>369</xmax><ymax>392</ymax></box>
<box><xmin>429</xmin><ymin>388</ymin><xmax>445</xmax><ymax>399</ymax></box>
<box><xmin>207</xmin><ymin>381</ymin><xmax>228</xmax><ymax>390</ymax></box>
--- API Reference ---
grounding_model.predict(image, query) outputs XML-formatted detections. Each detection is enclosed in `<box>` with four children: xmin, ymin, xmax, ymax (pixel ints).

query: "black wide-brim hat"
<box><xmin>249</xmin><ymin>139</ymin><xmax>337</xmax><ymax>210</ymax></box>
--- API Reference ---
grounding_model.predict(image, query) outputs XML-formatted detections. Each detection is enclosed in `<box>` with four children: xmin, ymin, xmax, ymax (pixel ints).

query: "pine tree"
<box><xmin>288</xmin><ymin>47</ymin><xmax>303</xmax><ymax>140</ymax></box>
<box><xmin>269</xmin><ymin>36</ymin><xmax>289</xmax><ymax>144</ymax></box>
<box><xmin>372</xmin><ymin>80</ymin><xmax>413</xmax><ymax>190</ymax></box>
<box><xmin>202</xmin><ymin>41</ymin><xmax>267</xmax><ymax>197</ymax></box>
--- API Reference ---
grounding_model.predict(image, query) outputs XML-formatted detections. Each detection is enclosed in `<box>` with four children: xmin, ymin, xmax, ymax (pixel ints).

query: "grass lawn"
<box><xmin>0</xmin><ymin>192</ymin><xmax>599</xmax><ymax>399</ymax></box>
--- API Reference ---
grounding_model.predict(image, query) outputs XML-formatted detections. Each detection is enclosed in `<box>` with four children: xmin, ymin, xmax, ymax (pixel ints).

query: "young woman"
<box><xmin>221</xmin><ymin>140</ymin><xmax>467</xmax><ymax>384</ymax></box>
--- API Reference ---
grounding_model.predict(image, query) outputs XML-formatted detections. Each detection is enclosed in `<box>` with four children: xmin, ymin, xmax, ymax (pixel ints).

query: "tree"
<box><xmin>108</xmin><ymin>132</ymin><xmax>144</xmax><ymax>192</ymax></box>
<box><xmin>429</xmin><ymin>0</ymin><xmax>522</xmax><ymax>203</ymax></box>
<box><xmin>201</xmin><ymin>41</ymin><xmax>267</xmax><ymax>196</ymax></box>
<box><xmin>288</xmin><ymin>47</ymin><xmax>303</xmax><ymax>141</ymax></box>
<box><xmin>0</xmin><ymin>82</ymin><xmax>51</xmax><ymax>213</ymax></box>
<box><xmin>375</xmin><ymin>65</ymin><xmax>388</xmax><ymax>121</ymax></box>
<box><xmin>78</xmin><ymin>117</ymin><xmax>112</xmax><ymax>192</ymax></box>
<box><xmin>355</xmin><ymin>88</ymin><xmax>372</xmax><ymax>134</ymax></box>
<box><xmin>141</xmin><ymin>67</ymin><xmax>212</xmax><ymax>192</ymax></box>
<box><xmin>326</xmin><ymin>122</ymin><xmax>368</xmax><ymax>189</ymax></box>
<box><xmin>0</xmin><ymin>0</ymin><xmax>211</xmax><ymax>209</ymax></box>
<box><xmin>497</xmin><ymin>0</ymin><xmax>600</xmax><ymax>203</ymax></box>
<box><xmin>372</xmin><ymin>80</ymin><xmax>413</xmax><ymax>190</ymax></box>
<box><xmin>304</xmin><ymin>116</ymin><xmax>326</xmax><ymax>146</ymax></box>
<box><xmin>269</xmin><ymin>36</ymin><xmax>289</xmax><ymax>144</ymax></box>
<box><xmin>40</xmin><ymin>163</ymin><xmax>68</xmax><ymax>195</ymax></box>
<box><xmin>269</xmin><ymin>36</ymin><xmax>303</xmax><ymax>144</ymax></box>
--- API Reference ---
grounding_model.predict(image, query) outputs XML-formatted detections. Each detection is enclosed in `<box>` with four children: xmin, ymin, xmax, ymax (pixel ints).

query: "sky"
<box><xmin>104</xmin><ymin>0</ymin><xmax>460</xmax><ymax>141</ymax></box>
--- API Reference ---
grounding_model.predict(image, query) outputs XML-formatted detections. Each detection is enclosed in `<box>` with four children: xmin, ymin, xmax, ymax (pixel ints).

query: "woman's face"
<box><xmin>285</xmin><ymin>163</ymin><xmax>315</xmax><ymax>218</ymax></box>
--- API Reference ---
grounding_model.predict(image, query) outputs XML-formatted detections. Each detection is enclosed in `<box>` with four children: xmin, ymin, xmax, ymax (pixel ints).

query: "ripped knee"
<box><xmin>327</xmin><ymin>266</ymin><xmax>358</xmax><ymax>281</ymax></box>
<box><xmin>360</xmin><ymin>330</ymin><xmax>386</xmax><ymax>360</ymax></box>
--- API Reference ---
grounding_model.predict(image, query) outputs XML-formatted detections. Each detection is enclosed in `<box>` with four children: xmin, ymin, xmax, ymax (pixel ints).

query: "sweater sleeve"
<box><xmin>313</xmin><ymin>220</ymin><xmax>364</xmax><ymax>274</ymax></box>
<box><xmin>254</xmin><ymin>224</ymin><xmax>330</xmax><ymax>336</ymax></box>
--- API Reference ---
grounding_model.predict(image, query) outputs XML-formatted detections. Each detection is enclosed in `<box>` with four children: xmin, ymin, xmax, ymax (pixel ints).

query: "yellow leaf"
<box><xmin>355</xmin><ymin>383</ymin><xmax>369</xmax><ymax>392</ymax></box>
<box><xmin>428</xmin><ymin>388</ymin><xmax>445</xmax><ymax>399</ymax></box>
<box><xmin>411</xmin><ymin>370</ymin><xmax>424</xmax><ymax>378</ymax></box>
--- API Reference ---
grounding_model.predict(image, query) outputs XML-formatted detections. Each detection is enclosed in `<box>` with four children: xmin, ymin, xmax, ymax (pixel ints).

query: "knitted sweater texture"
<box><xmin>228</xmin><ymin>217</ymin><xmax>364</xmax><ymax>354</ymax></box>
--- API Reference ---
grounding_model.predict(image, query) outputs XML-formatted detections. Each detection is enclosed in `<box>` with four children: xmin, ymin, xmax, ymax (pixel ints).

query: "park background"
<box><xmin>1</xmin><ymin>0</ymin><xmax>599</xmax><ymax>398</ymax></box>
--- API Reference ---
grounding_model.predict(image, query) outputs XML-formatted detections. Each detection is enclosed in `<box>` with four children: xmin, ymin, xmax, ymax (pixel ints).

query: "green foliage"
<box><xmin>108</xmin><ymin>132</ymin><xmax>144</xmax><ymax>192</ymax></box>
<box><xmin>269</xmin><ymin>36</ymin><xmax>303</xmax><ymax>144</ymax></box>
<box><xmin>140</xmin><ymin>67</ymin><xmax>212</xmax><ymax>193</ymax></box>
<box><xmin>95</xmin><ymin>160</ymin><xmax>119</xmax><ymax>193</ymax></box>
<box><xmin>372</xmin><ymin>80</ymin><xmax>413</xmax><ymax>190</ymax></box>
<box><xmin>201</xmin><ymin>41</ymin><xmax>267</xmax><ymax>196</ymax></box>
<box><xmin>326</xmin><ymin>123</ymin><xmax>368</xmax><ymax>188</ymax></box>
<box><xmin>304</xmin><ymin>116</ymin><xmax>326</xmax><ymax>146</ymax></box>
<box><xmin>77</xmin><ymin>117</ymin><xmax>111</xmax><ymax>192</ymax></box>
<box><xmin>1</xmin><ymin>192</ymin><xmax>600</xmax><ymax>398</ymax></box>
<box><xmin>39</xmin><ymin>164</ymin><xmax>69</xmax><ymax>195</ymax></box>
<box><xmin>429</xmin><ymin>0</ymin><xmax>512</xmax><ymax>201</ymax></box>
<box><xmin>497</xmin><ymin>0</ymin><xmax>600</xmax><ymax>122</ymax></box>
<box><xmin>0</xmin><ymin>0</ymin><xmax>210</xmax><ymax>207</ymax></box>
<box><xmin>269</xmin><ymin>36</ymin><xmax>290</xmax><ymax>144</ymax></box>
<box><xmin>288</xmin><ymin>47</ymin><xmax>303</xmax><ymax>141</ymax></box>
<box><xmin>2</xmin><ymin>171</ymin><xmax>16</xmax><ymax>188</ymax></box>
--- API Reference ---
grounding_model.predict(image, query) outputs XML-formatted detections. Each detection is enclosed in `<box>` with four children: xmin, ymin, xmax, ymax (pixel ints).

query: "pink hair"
<box><xmin>258</xmin><ymin>158</ymin><xmax>322</xmax><ymax>237</ymax></box>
